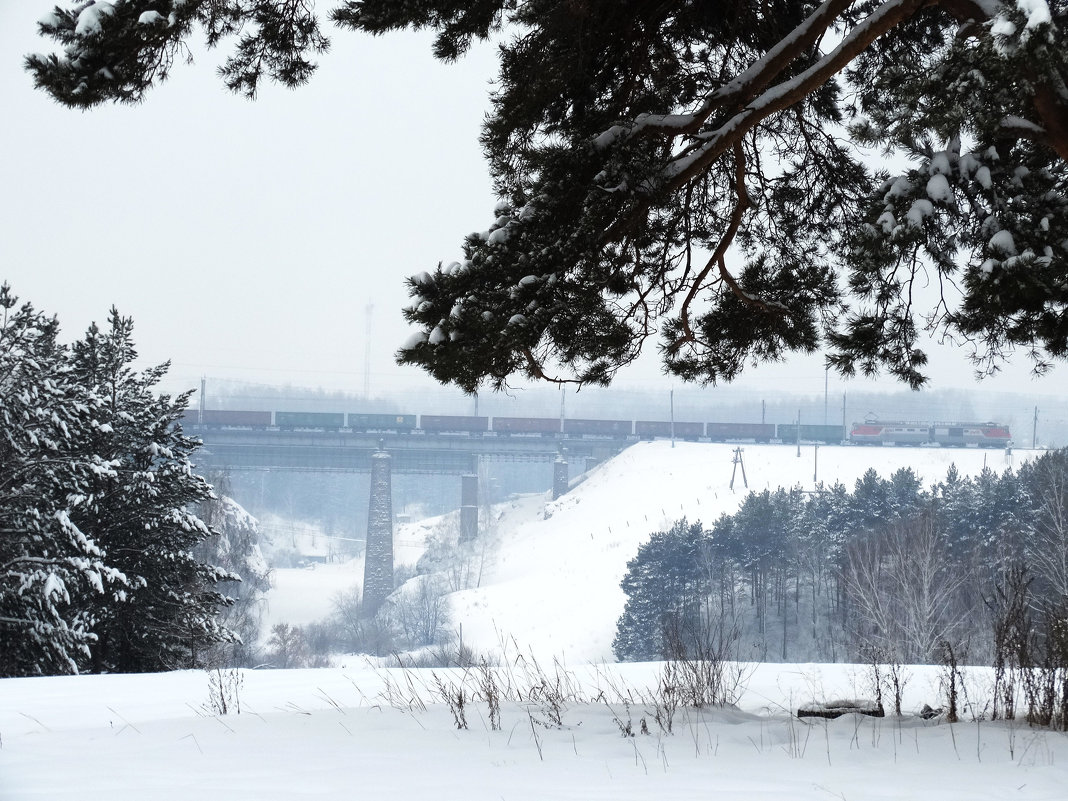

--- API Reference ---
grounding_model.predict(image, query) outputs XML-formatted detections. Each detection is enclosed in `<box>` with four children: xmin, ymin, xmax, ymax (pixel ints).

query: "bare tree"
<box><xmin>392</xmin><ymin>575</ymin><xmax>451</xmax><ymax>649</ymax></box>
<box><xmin>418</xmin><ymin>515</ymin><xmax>489</xmax><ymax>594</ymax></box>
<box><xmin>1027</xmin><ymin>456</ymin><xmax>1068</xmax><ymax>600</ymax></box>
<box><xmin>844</xmin><ymin>512</ymin><xmax>967</xmax><ymax>663</ymax></box>
<box><xmin>265</xmin><ymin>622</ymin><xmax>308</xmax><ymax>669</ymax></box>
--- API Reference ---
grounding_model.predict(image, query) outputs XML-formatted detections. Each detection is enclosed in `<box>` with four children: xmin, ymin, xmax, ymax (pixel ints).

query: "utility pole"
<box><xmin>364</xmin><ymin>302</ymin><xmax>374</xmax><ymax>399</ymax></box>
<box><xmin>1033</xmin><ymin>405</ymin><xmax>1039</xmax><ymax>449</ymax></box>
<box><xmin>796</xmin><ymin>408</ymin><xmax>801</xmax><ymax>457</ymax></box>
<box><xmin>730</xmin><ymin>447</ymin><xmax>748</xmax><ymax>490</ymax></box>
<box><xmin>199</xmin><ymin>376</ymin><xmax>205</xmax><ymax>424</ymax></box>
<box><xmin>824</xmin><ymin>366</ymin><xmax>829</xmax><ymax>426</ymax></box>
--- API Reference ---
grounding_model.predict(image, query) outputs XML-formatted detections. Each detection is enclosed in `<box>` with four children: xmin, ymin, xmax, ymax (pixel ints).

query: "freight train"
<box><xmin>180</xmin><ymin>410</ymin><xmax>1012</xmax><ymax>447</ymax></box>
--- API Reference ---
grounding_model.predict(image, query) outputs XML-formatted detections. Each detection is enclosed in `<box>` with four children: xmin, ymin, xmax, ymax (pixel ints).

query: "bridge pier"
<box><xmin>460</xmin><ymin>473</ymin><xmax>478</xmax><ymax>542</ymax></box>
<box><xmin>362</xmin><ymin>450</ymin><xmax>394</xmax><ymax>615</ymax></box>
<box><xmin>552</xmin><ymin>456</ymin><xmax>569</xmax><ymax>500</ymax></box>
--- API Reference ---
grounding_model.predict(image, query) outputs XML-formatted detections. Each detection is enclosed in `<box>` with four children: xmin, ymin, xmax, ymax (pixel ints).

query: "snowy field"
<box><xmin>3</xmin><ymin>660</ymin><xmax>1067</xmax><ymax>799</ymax></box>
<box><xmin>5</xmin><ymin>441</ymin><xmax>1066</xmax><ymax>799</ymax></box>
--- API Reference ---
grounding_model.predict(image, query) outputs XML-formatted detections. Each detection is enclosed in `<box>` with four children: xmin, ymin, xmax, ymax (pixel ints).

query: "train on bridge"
<box><xmin>180</xmin><ymin>410</ymin><xmax>1013</xmax><ymax>448</ymax></box>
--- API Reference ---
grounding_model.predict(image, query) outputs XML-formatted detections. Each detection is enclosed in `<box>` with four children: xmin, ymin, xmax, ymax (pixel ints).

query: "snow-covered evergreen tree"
<box><xmin>613</xmin><ymin>519</ymin><xmax>710</xmax><ymax>661</ymax></box>
<box><xmin>1</xmin><ymin>290</ymin><xmax>238</xmax><ymax>676</ymax></box>
<box><xmin>69</xmin><ymin>309</ymin><xmax>234</xmax><ymax>673</ymax></box>
<box><xmin>0</xmin><ymin>286</ymin><xmax>119</xmax><ymax>676</ymax></box>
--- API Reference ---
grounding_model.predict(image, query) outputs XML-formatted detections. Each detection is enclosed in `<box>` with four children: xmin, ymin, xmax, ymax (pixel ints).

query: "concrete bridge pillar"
<box><xmin>460</xmin><ymin>473</ymin><xmax>478</xmax><ymax>542</ymax></box>
<box><xmin>362</xmin><ymin>450</ymin><xmax>393</xmax><ymax>615</ymax></box>
<box><xmin>552</xmin><ymin>456</ymin><xmax>569</xmax><ymax>500</ymax></box>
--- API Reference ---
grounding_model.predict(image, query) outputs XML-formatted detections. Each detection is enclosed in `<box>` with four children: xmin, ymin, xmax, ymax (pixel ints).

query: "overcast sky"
<box><xmin>2</xmin><ymin>4</ymin><xmax>1067</xmax><ymax>413</ymax></box>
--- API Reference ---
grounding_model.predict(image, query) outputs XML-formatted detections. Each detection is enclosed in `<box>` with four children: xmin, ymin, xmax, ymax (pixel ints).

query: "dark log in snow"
<box><xmin>797</xmin><ymin>699</ymin><xmax>885</xmax><ymax>719</ymax></box>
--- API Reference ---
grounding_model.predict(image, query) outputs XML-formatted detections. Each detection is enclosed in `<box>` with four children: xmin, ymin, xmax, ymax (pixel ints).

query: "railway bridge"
<box><xmin>191</xmin><ymin>428</ymin><xmax>631</xmax><ymax>605</ymax></box>
<box><xmin>188</xmin><ymin>427</ymin><xmax>631</xmax><ymax>475</ymax></box>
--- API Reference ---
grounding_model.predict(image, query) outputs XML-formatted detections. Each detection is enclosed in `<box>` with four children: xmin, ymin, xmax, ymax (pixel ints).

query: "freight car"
<box><xmin>181</xmin><ymin>409</ymin><xmax>272</xmax><ymax>427</ymax></box>
<box><xmin>275</xmin><ymin>411</ymin><xmax>346</xmax><ymax>430</ymax></box>
<box><xmin>347</xmin><ymin>413</ymin><xmax>418</xmax><ymax>432</ymax></box>
<box><xmin>849</xmin><ymin>421</ymin><xmax>1011</xmax><ymax>447</ymax></box>
<box><xmin>492</xmin><ymin>416</ymin><xmax>562</xmax><ymax>435</ymax></box>
<box><xmin>563</xmin><ymin>418</ymin><xmax>634</xmax><ymax>437</ymax></box>
<box><xmin>635</xmin><ymin>420</ymin><xmax>703</xmax><ymax>440</ymax></box>
<box><xmin>775</xmin><ymin>423</ymin><xmax>847</xmax><ymax>444</ymax></box>
<box><xmin>704</xmin><ymin>422</ymin><xmax>776</xmax><ymax>442</ymax></box>
<box><xmin>419</xmin><ymin>414</ymin><xmax>490</xmax><ymax>434</ymax></box>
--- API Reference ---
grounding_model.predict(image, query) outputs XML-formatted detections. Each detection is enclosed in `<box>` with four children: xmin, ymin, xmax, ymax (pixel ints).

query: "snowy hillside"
<box><xmin>450</xmin><ymin>441</ymin><xmax>1026</xmax><ymax>664</ymax></box>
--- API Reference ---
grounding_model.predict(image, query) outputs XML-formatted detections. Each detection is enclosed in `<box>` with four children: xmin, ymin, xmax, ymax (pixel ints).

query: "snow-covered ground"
<box><xmin>5</xmin><ymin>441</ymin><xmax>1065</xmax><ymax>800</ymax></box>
<box><xmin>4</xmin><ymin>660</ymin><xmax>1067</xmax><ymax>799</ymax></box>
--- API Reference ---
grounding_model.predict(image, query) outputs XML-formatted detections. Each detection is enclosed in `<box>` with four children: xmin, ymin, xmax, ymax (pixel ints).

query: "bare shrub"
<box><xmin>326</xmin><ymin>586</ymin><xmax>398</xmax><ymax>657</ymax></box>
<box><xmin>302</xmin><ymin>621</ymin><xmax>336</xmax><ymax>668</ymax></box>
<box><xmin>392</xmin><ymin>575</ymin><xmax>451</xmax><ymax>650</ymax></box>
<box><xmin>393</xmin><ymin>639</ymin><xmax>479</xmax><ymax>669</ymax></box>
<box><xmin>524</xmin><ymin>658</ymin><xmax>572</xmax><ymax>727</ymax></box>
<box><xmin>886</xmin><ymin>658</ymin><xmax>910</xmax><ymax>717</ymax></box>
<box><xmin>477</xmin><ymin>657</ymin><xmax>502</xmax><ymax>731</ymax></box>
<box><xmin>987</xmin><ymin>565</ymin><xmax>1031</xmax><ymax>721</ymax></box>
<box><xmin>647</xmin><ymin>663</ymin><xmax>683</xmax><ymax>733</ymax></box>
<box><xmin>857</xmin><ymin>644</ymin><xmax>908</xmax><ymax>716</ymax></box>
<box><xmin>661</xmin><ymin>610</ymin><xmax>749</xmax><ymax>707</ymax></box>
<box><xmin>1049</xmin><ymin>607</ymin><xmax>1068</xmax><ymax>730</ymax></box>
<box><xmin>1020</xmin><ymin>603</ymin><xmax>1068</xmax><ymax>729</ymax></box>
<box><xmin>607</xmin><ymin>698</ymin><xmax>636</xmax><ymax>737</ymax></box>
<box><xmin>204</xmin><ymin>667</ymin><xmax>243</xmax><ymax>715</ymax></box>
<box><xmin>859</xmin><ymin>644</ymin><xmax>886</xmax><ymax>715</ymax></box>
<box><xmin>416</xmin><ymin>515</ymin><xmax>489</xmax><ymax>593</ymax></box>
<box><xmin>266</xmin><ymin>622</ymin><xmax>308</xmax><ymax>669</ymax></box>
<box><xmin>985</xmin><ymin>566</ymin><xmax>1068</xmax><ymax>729</ymax></box>
<box><xmin>431</xmin><ymin>671</ymin><xmax>469</xmax><ymax>730</ymax></box>
<box><xmin>938</xmin><ymin>639</ymin><xmax>966</xmax><ymax>723</ymax></box>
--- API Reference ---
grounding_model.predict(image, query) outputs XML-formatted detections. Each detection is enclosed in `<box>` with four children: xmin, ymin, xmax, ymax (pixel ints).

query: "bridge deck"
<box><xmin>188</xmin><ymin>428</ymin><xmax>630</xmax><ymax>473</ymax></box>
